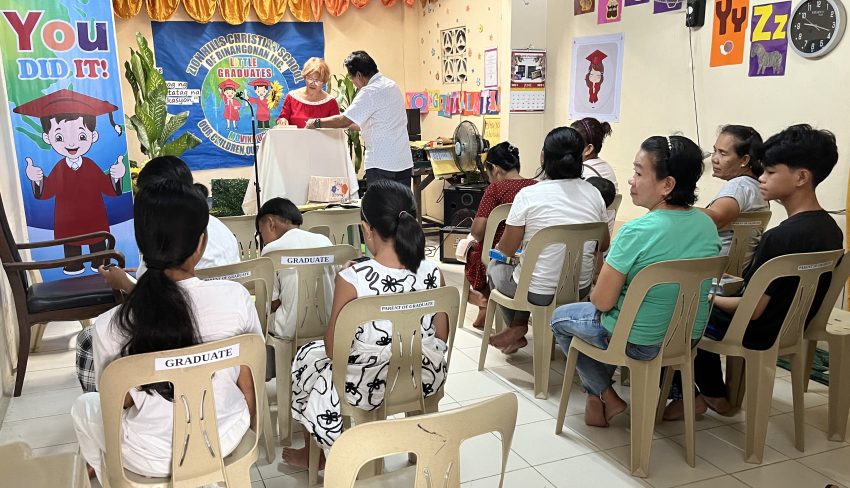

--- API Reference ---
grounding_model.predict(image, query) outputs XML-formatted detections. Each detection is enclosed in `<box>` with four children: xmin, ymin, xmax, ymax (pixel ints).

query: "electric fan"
<box><xmin>452</xmin><ymin>120</ymin><xmax>490</xmax><ymax>175</ymax></box>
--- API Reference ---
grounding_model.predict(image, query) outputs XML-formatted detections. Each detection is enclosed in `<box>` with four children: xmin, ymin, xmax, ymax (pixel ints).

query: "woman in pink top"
<box><xmin>276</xmin><ymin>57</ymin><xmax>340</xmax><ymax>128</ymax></box>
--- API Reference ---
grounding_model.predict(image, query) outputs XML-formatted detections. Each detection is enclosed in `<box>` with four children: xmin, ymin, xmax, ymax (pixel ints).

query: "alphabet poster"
<box><xmin>599</xmin><ymin>0</ymin><xmax>624</xmax><ymax>23</ymax></box>
<box><xmin>569</xmin><ymin>34</ymin><xmax>625</xmax><ymax>122</ymax></box>
<box><xmin>711</xmin><ymin>0</ymin><xmax>750</xmax><ymax>66</ymax></box>
<box><xmin>654</xmin><ymin>0</ymin><xmax>683</xmax><ymax>13</ymax></box>
<box><xmin>152</xmin><ymin>22</ymin><xmax>324</xmax><ymax>170</ymax></box>
<box><xmin>749</xmin><ymin>1</ymin><xmax>791</xmax><ymax>77</ymax></box>
<box><xmin>0</xmin><ymin>0</ymin><xmax>138</xmax><ymax>282</ymax></box>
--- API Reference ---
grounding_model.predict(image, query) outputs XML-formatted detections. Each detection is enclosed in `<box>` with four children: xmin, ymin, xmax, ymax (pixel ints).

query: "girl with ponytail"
<box><xmin>71</xmin><ymin>180</ymin><xmax>263</xmax><ymax>482</ymax></box>
<box><xmin>487</xmin><ymin>127</ymin><xmax>610</xmax><ymax>355</ymax></box>
<box><xmin>284</xmin><ymin>180</ymin><xmax>449</xmax><ymax>468</ymax></box>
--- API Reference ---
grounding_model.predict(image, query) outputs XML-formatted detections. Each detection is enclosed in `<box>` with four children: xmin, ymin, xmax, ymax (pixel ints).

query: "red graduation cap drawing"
<box><xmin>248</xmin><ymin>79</ymin><xmax>271</xmax><ymax>88</ymax></box>
<box><xmin>584</xmin><ymin>50</ymin><xmax>607</xmax><ymax>105</ymax></box>
<box><xmin>13</xmin><ymin>88</ymin><xmax>122</xmax><ymax>135</ymax></box>
<box><xmin>219</xmin><ymin>79</ymin><xmax>240</xmax><ymax>91</ymax></box>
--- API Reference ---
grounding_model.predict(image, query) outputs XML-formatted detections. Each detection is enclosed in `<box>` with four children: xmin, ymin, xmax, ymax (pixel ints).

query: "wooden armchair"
<box><xmin>0</xmin><ymin>193</ymin><xmax>124</xmax><ymax>396</ymax></box>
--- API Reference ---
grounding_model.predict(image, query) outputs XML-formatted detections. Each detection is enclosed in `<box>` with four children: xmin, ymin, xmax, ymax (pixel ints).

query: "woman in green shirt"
<box><xmin>550</xmin><ymin>135</ymin><xmax>721</xmax><ymax>428</ymax></box>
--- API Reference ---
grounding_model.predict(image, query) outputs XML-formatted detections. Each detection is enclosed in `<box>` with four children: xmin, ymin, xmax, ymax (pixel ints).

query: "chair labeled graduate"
<box><xmin>98</xmin><ymin>334</ymin><xmax>267</xmax><ymax>487</ymax></box>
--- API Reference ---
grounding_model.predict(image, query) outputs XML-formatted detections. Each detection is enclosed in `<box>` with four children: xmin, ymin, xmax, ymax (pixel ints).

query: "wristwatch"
<box><xmin>314</xmin><ymin>118</ymin><xmax>321</xmax><ymax>129</ymax></box>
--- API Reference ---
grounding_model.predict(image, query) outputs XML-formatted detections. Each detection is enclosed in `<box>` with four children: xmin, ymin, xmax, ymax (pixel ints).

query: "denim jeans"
<box><xmin>551</xmin><ymin>302</ymin><xmax>661</xmax><ymax>396</ymax></box>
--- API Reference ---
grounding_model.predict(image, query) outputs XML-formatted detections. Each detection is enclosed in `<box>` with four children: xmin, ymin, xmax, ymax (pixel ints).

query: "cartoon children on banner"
<box><xmin>14</xmin><ymin>89</ymin><xmax>125</xmax><ymax>275</ymax></box>
<box><xmin>585</xmin><ymin>50</ymin><xmax>607</xmax><ymax>105</ymax></box>
<box><xmin>219</xmin><ymin>79</ymin><xmax>242</xmax><ymax>129</ymax></box>
<box><xmin>247</xmin><ymin>79</ymin><xmax>272</xmax><ymax>129</ymax></box>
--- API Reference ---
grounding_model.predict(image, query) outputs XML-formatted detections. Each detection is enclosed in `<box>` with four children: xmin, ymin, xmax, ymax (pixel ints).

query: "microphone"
<box><xmin>234</xmin><ymin>90</ymin><xmax>247</xmax><ymax>101</ymax></box>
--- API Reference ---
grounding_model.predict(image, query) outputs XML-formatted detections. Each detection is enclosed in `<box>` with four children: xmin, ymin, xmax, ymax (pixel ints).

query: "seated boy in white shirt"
<box><xmin>256</xmin><ymin>198</ymin><xmax>334</xmax><ymax>339</ymax></box>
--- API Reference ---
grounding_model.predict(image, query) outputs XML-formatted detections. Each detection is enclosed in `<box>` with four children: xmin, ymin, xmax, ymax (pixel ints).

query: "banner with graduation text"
<box><xmin>0</xmin><ymin>0</ymin><xmax>137</xmax><ymax>282</ymax></box>
<box><xmin>152</xmin><ymin>22</ymin><xmax>325</xmax><ymax>171</ymax></box>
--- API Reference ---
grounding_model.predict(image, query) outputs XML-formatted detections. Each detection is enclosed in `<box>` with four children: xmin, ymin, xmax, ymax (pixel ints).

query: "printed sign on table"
<box><xmin>749</xmin><ymin>1</ymin><xmax>791</xmax><ymax>76</ymax></box>
<box><xmin>0</xmin><ymin>0</ymin><xmax>138</xmax><ymax>282</ymax></box>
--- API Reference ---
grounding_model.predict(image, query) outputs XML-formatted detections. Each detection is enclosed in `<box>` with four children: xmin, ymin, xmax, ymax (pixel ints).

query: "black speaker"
<box><xmin>686</xmin><ymin>0</ymin><xmax>706</xmax><ymax>27</ymax></box>
<box><xmin>443</xmin><ymin>183</ymin><xmax>487</xmax><ymax>227</ymax></box>
<box><xmin>406</xmin><ymin>108</ymin><xmax>421</xmax><ymax>141</ymax></box>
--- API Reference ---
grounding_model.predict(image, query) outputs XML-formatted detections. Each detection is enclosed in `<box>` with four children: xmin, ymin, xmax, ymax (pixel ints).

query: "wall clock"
<box><xmin>788</xmin><ymin>0</ymin><xmax>846</xmax><ymax>58</ymax></box>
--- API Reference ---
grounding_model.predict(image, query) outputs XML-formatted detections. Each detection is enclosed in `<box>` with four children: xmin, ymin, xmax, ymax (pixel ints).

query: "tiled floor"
<box><xmin>1</xmin><ymin>259</ymin><xmax>848</xmax><ymax>487</ymax></box>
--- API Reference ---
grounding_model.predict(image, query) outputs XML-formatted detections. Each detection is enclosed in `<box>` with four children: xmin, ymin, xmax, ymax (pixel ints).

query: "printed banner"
<box><xmin>152</xmin><ymin>22</ymin><xmax>324</xmax><ymax>170</ymax></box>
<box><xmin>599</xmin><ymin>0</ymin><xmax>624</xmax><ymax>23</ymax></box>
<box><xmin>0</xmin><ymin>0</ymin><xmax>138</xmax><ymax>282</ymax></box>
<box><xmin>569</xmin><ymin>34</ymin><xmax>625</xmax><ymax>122</ymax></box>
<box><xmin>405</xmin><ymin>91</ymin><xmax>429</xmax><ymax>113</ymax></box>
<box><xmin>710</xmin><ymin>0</ymin><xmax>750</xmax><ymax>66</ymax></box>
<box><xmin>575</xmin><ymin>0</ymin><xmax>596</xmax><ymax>15</ymax></box>
<box><xmin>625</xmin><ymin>0</ymin><xmax>650</xmax><ymax>6</ymax></box>
<box><xmin>749</xmin><ymin>1</ymin><xmax>791</xmax><ymax>77</ymax></box>
<box><xmin>654</xmin><ymin>0</ymin><xmax>683</xmax><ymax>13</ymax></box>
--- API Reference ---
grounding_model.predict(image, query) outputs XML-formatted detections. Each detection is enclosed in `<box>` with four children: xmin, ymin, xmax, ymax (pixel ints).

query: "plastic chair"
<box><xmin>98</xmin><ymin>334</ymin><xmax>267</xmax><ymax>487</ymax></box>
<box><xmin>555</xmin><ymin>256</ymin><xmax>728</xmax><ymax>477</ymax></box>
<box><xmin>458</xmin><ymin>203</ymin><xmax>511</xmax><ymax>330</ymax></box>
<box><xmin>302</xmin><ymin>207</ymin><xmax>362</xmax><ymax>249</ymax></box>
<box><xmin>323</xmin><ymin>393</ymin><xmax>518</xmax><ymax>488</ymax></box>
<box><xmin>194</xmin><ymin>258</ymin><xmax>276</xmax><ymax>461</ymax></box>
<box><xmin>803</xmin><ymin>250</ymin><xmax>850</xmax><ymax>441</ymax></box>
<box><xmin>194</xmin><ymin>257</ymin><xmax>274</xmax><ymax>336</ymax></box>
<box><xmin>609</xmin><ymin>194</ymin><xmax>623</xmax><ymax>213</ymax></box>
<box><xmin>0</xmin><ymin>441</ymin><xmax>90</xmax><ymax>487</ymax></box>
<box><xmin>262</xmin><ymin>244</ymin><xmax>359</xmax><ymax>445</ymax></box>
<box><xmin>720</xmin><ymin>210</ymin><xmax>772</xmax><ymax>277</ymax></box>
<box><xmin>219</xmin><ymin>215</ymin><xmax>260</xmax><ymax>261</ymax></box>
<box><xmin>307</xmin><ymin>286</ymin><xmax>461</xmax><ymax>485</ymax></box>
<box><xmin>698</xmin><ymin>250</ymin><xmax>842</xmax><ymax>464</ymax></box>
<box><xmin>478</xmin><ymin>222</ymin><xmax>608</xmax><ymax>399</ymax></box>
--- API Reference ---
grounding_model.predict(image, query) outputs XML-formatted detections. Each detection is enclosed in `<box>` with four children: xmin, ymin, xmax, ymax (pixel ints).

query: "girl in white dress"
<box><xmin>283</xmin><ymin>179</ymin><xmax>448</xmax><ymax>468</ymax></box>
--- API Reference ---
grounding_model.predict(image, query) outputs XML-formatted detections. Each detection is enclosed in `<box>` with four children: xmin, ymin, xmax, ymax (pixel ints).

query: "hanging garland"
<box><xmin>113</xmin><ymin>0</ymin><xmax>416</xmax><ymax>22</ymax></box>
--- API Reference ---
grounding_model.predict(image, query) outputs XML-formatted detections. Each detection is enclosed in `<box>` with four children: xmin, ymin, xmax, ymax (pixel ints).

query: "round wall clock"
<box><xmin>788</xmin><ymin>0</ymin><xmax>847</xmax><ymax>58</ymax></box>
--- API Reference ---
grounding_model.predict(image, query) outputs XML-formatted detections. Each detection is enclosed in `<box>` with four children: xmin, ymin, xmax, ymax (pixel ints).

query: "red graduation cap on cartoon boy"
<box><xmin>219</xmin><ymin>79</ymin><xmax>240</xmax><ymax>91</ymax></box>
<box><xmin>13</xmin><ymin>88</ymin><xmax>122</xmax><ymax>135</ymax></box>
<box><xmin>586</xmin><ymin>49</ymin><xmax>607</xmax><ymax>66</ymax></box>
<box><xmin>248</xmin><ymin>79</ymin><xmax>271</xmax><ymax>88</ymax></box>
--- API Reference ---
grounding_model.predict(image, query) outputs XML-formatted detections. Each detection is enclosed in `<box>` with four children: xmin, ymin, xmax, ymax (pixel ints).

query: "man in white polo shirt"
<box><xmin>304</xmin><ymin>51</ymin><xmax>413</xmax><ymax>187</ymax></box>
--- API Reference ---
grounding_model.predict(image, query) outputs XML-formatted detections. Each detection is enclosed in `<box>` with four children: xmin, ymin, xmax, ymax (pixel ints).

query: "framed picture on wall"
<box><xmin>569</xmin><ymin>33</ymin><xmax>625</xmax><ymax>122</ymax></box>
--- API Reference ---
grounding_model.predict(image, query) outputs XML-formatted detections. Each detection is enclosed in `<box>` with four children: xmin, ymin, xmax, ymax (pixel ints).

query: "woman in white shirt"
<box><xmin>71</xmin><ymin>180</ymin><xmax>262</xmax><ymax>482</ymax></box>
<box><xmin>573</xmin><ymin>117</ymin><xmax>618</xmax><ymax>235</ymax></box>
<box><xmin>487</xmin><ymin>127</ymin><xmax>610</xmax><ymax>354</ymax></box>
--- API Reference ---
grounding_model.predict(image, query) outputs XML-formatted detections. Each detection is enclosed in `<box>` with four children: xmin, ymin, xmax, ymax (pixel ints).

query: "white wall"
<box><xmin>545</xmin><ymin>0</ymin><xmax>849</xmax><ymax>233</ymax></box>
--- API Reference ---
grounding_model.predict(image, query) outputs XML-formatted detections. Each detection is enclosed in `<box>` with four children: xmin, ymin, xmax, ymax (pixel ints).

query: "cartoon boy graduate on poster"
<box><xmin>248</xmin><ymin>79</ymin><xmax>272</xmax><ymax>129</ymax></box>
<box><xmin>219</xmin><ymin>79</ymin><xmax>242</xmax><ymax>129</ymax></box>
<box><xmin>13</xmin><ymin>89</ymin><xmax>125</xmax><ymax>275</ymax></box>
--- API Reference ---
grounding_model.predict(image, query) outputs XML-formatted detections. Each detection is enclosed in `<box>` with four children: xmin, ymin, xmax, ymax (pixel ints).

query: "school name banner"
<box><xmin>0</xmin><ymin>0</ymin><xmax>137</xmax><ymax>282</ymax></box>
<box><xmin>152</xmin><ymin>22</ymin><xmax>325</xmax><ymax>171</ymax></box>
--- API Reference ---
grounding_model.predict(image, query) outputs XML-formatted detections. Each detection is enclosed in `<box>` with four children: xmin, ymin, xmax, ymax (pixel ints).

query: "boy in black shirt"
<box><xmin>666</xmin><ymin>124</ymin><xmax>844</xmax><ymax>418</ymax></box>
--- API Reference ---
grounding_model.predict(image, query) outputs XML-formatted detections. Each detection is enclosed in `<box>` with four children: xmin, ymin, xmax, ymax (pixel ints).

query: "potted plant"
<box><xmin>123</xmin><ymin>33</ymin><xmax>201</xmax><ymax>188</ymax></box>
<box><xmin>330</xmin><ymin>74</ymin><xmax>364</xmax><ymax>175</ymax></box>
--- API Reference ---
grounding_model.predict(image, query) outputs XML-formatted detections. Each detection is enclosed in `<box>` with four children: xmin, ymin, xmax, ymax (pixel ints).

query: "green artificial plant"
<box><xmin>331</xmin><ymin>74</ymin><xmax>364</xmax><ymax>173</ymax></box>
<box><xmin>123</xmin><ymin>33</ymin><xmax>201</xmax><ymax>168</ymax></box>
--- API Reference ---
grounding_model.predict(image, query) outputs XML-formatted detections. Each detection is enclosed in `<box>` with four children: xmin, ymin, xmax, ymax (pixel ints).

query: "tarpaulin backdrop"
<box><xmin>152</xmin><ymin>21</ymin><xmax>324</xmax><ymax>170</ymax></box>
<box><xmin>0</xmin><ymin>0</ymin><xmax>137</xmax><ymax>282</ymax></box>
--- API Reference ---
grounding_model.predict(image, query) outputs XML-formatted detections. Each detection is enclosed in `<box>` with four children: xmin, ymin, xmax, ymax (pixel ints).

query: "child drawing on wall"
<box><xmin>219</xmin><ymin>79</ymin><xmax>242</xmax><ymax>129</ymax></box>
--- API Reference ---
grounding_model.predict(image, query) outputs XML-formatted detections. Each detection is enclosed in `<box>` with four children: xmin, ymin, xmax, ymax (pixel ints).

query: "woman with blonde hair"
<box><xmin>276</xmin><ymin>57</ymin><xmax>340</xmax><ymax>128</ymax></box>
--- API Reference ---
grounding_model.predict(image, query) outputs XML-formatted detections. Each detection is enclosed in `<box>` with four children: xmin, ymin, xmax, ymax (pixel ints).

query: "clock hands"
<box><xmin>803</xmin><ymin>20</ymin><xmax>830</xmax><ymax>31</ymax></box>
